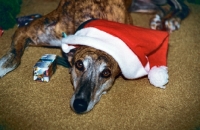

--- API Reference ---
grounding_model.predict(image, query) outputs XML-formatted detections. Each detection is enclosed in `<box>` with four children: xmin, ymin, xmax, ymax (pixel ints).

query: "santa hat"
<box><xmin>61</xmin><ymin>19</ymin><xmax>169</xmax><ymax>88</ymax></box>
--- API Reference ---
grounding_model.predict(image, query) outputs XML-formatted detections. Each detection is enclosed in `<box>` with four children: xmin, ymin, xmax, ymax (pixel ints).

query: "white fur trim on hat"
<box><xmin>61</xmin><ymin>44</ymin><xmax>76</xmax><ymax>53</ymax></box>
<box><xmin>61</xmin><ymin>27</ymin><xmax>149</xmax><ymax>79</ymax></box>
<box><xmin>148</xmin><ymin>66</ymin><xmax>168</xmax><ymax>88</ymax></box>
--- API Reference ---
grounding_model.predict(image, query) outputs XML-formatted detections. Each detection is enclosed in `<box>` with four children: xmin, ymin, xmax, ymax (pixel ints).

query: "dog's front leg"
<box><xmin>0</xmin><ymin>23</ymin><xmax>60</xmax><ymax>78</ymax></box>
<box><xmin>0</xmin><ymin>26</ymin><xmax>30</xmax><ymax>77</ymax></box>
<box><xmin>0</xmin><ymin>17</ymin><xmax>55</xmax><ymax>77</ymax></box>
<box><xmin>0</xmin><ymin>21</ymin><xmax>65</xmax><ymax>78</ymax></box>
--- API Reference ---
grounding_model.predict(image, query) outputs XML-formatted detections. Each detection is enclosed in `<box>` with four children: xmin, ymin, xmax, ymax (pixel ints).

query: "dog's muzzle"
<box><xmin>72</xmin><ymin>80</ymin><xmax>93</xmax><ymax>113</ymax></box>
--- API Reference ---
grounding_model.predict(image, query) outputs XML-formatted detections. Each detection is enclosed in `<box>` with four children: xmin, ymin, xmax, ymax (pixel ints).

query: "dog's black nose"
<box><xmin>73</xmin><ymin>99</ymin><xmax>88</xmax><ymax>113</ymax></box>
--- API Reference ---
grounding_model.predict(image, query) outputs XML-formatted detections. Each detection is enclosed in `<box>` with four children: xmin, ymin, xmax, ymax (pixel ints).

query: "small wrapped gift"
<box><xmin>33</xmin><ymin>54</ymin><xmax>57</xmax><ymax>82</ymax></box>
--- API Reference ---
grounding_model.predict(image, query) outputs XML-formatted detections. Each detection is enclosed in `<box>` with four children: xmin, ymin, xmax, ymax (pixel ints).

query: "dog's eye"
<box><xmin>101</xmin><ymin>69</ymin><xmax>111</xmax><ymax>78</ymax></box>
<box><xmin>75</xmin><ymin>60</ymin><xmax>84</xmax><ymax>71</ymax></box>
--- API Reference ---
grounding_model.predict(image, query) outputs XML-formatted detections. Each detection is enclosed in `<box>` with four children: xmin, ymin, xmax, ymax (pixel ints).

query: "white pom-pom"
<box><xmin>148</xmin><ymin>66</ymin><xmax>168</xmax><ymax>89</ymax></box>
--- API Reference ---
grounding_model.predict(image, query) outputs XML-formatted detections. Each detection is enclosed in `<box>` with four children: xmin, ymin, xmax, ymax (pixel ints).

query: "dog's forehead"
<box><xmin>75</xmin><ymin>46</ymin><xmax>113</xmax><ymax>61</ymax></box>
<box><xmin>74</xmin><ymin>46</ymin><xmax>120</xmax><ymax>71</ymax></box>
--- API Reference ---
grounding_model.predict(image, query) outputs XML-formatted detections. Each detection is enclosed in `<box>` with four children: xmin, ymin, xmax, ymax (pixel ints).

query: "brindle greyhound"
<box><xmin>0</xmin><ymin>0</ymin><xmax>189</xmax><ymax>113</ymax></box>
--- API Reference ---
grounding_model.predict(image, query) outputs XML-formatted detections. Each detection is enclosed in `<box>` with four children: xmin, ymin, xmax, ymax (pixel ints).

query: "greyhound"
<box><xmin>0</xmin><ymin>0</ymin><xmax>189</xmax><ymax>113</ymax></box>
<box><xmin>65</xmin><ymin>46</ymin><xmax>121</xmax><ymax>113</ymax></box>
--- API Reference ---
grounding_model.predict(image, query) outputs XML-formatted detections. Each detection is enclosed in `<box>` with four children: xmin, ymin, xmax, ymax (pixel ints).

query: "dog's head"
<box><xmin>65</xmin><ymin>46</ymin><xmax>120</xmax><ymax>114</ymax></box>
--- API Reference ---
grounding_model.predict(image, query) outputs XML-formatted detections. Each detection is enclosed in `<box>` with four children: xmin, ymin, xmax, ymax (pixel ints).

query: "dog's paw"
<box><xmin>164</xmin><ymin>18</ymin><xmax>181</xmax><ymax>33</ymax></box>
<box><xmin>0</xmin><ymin>53</ymin><xmax>19</xmax><ymax>78</ymax></box>
<box><xmin>150</xmin><ymin>15</ymin><xmax>163</xmax><ymax>30</ymax></box>
<box><xmin>150</xmin><ymin>15</ymin><xmax>181</xmax><ymax>33</ymax></box>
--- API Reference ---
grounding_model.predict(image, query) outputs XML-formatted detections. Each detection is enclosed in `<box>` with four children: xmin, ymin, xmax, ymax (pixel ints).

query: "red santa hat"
<box><xmin>61</xmin><ymin>19</ymin><xmax>169</xmax><ymax>88</ymax></box>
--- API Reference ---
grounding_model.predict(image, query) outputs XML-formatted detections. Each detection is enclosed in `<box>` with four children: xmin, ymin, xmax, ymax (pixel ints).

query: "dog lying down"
<box><xmin>0</xmin><ymin>0</ymin><xmax>189</xmax><ymax>114</ymax></box>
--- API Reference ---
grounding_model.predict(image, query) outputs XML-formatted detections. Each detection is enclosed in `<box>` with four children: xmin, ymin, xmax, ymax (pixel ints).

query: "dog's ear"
<box><xmin>62</xmin><ymin>48</ymin><xmax>77</xmax><ymax>67</ymax></box>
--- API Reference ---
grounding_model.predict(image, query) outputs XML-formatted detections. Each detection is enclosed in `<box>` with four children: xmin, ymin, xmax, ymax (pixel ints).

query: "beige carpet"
<box><xmin>0</xmin><ymin>0</ymin><xmax>200</xmax><ymax>130</ymax></box>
